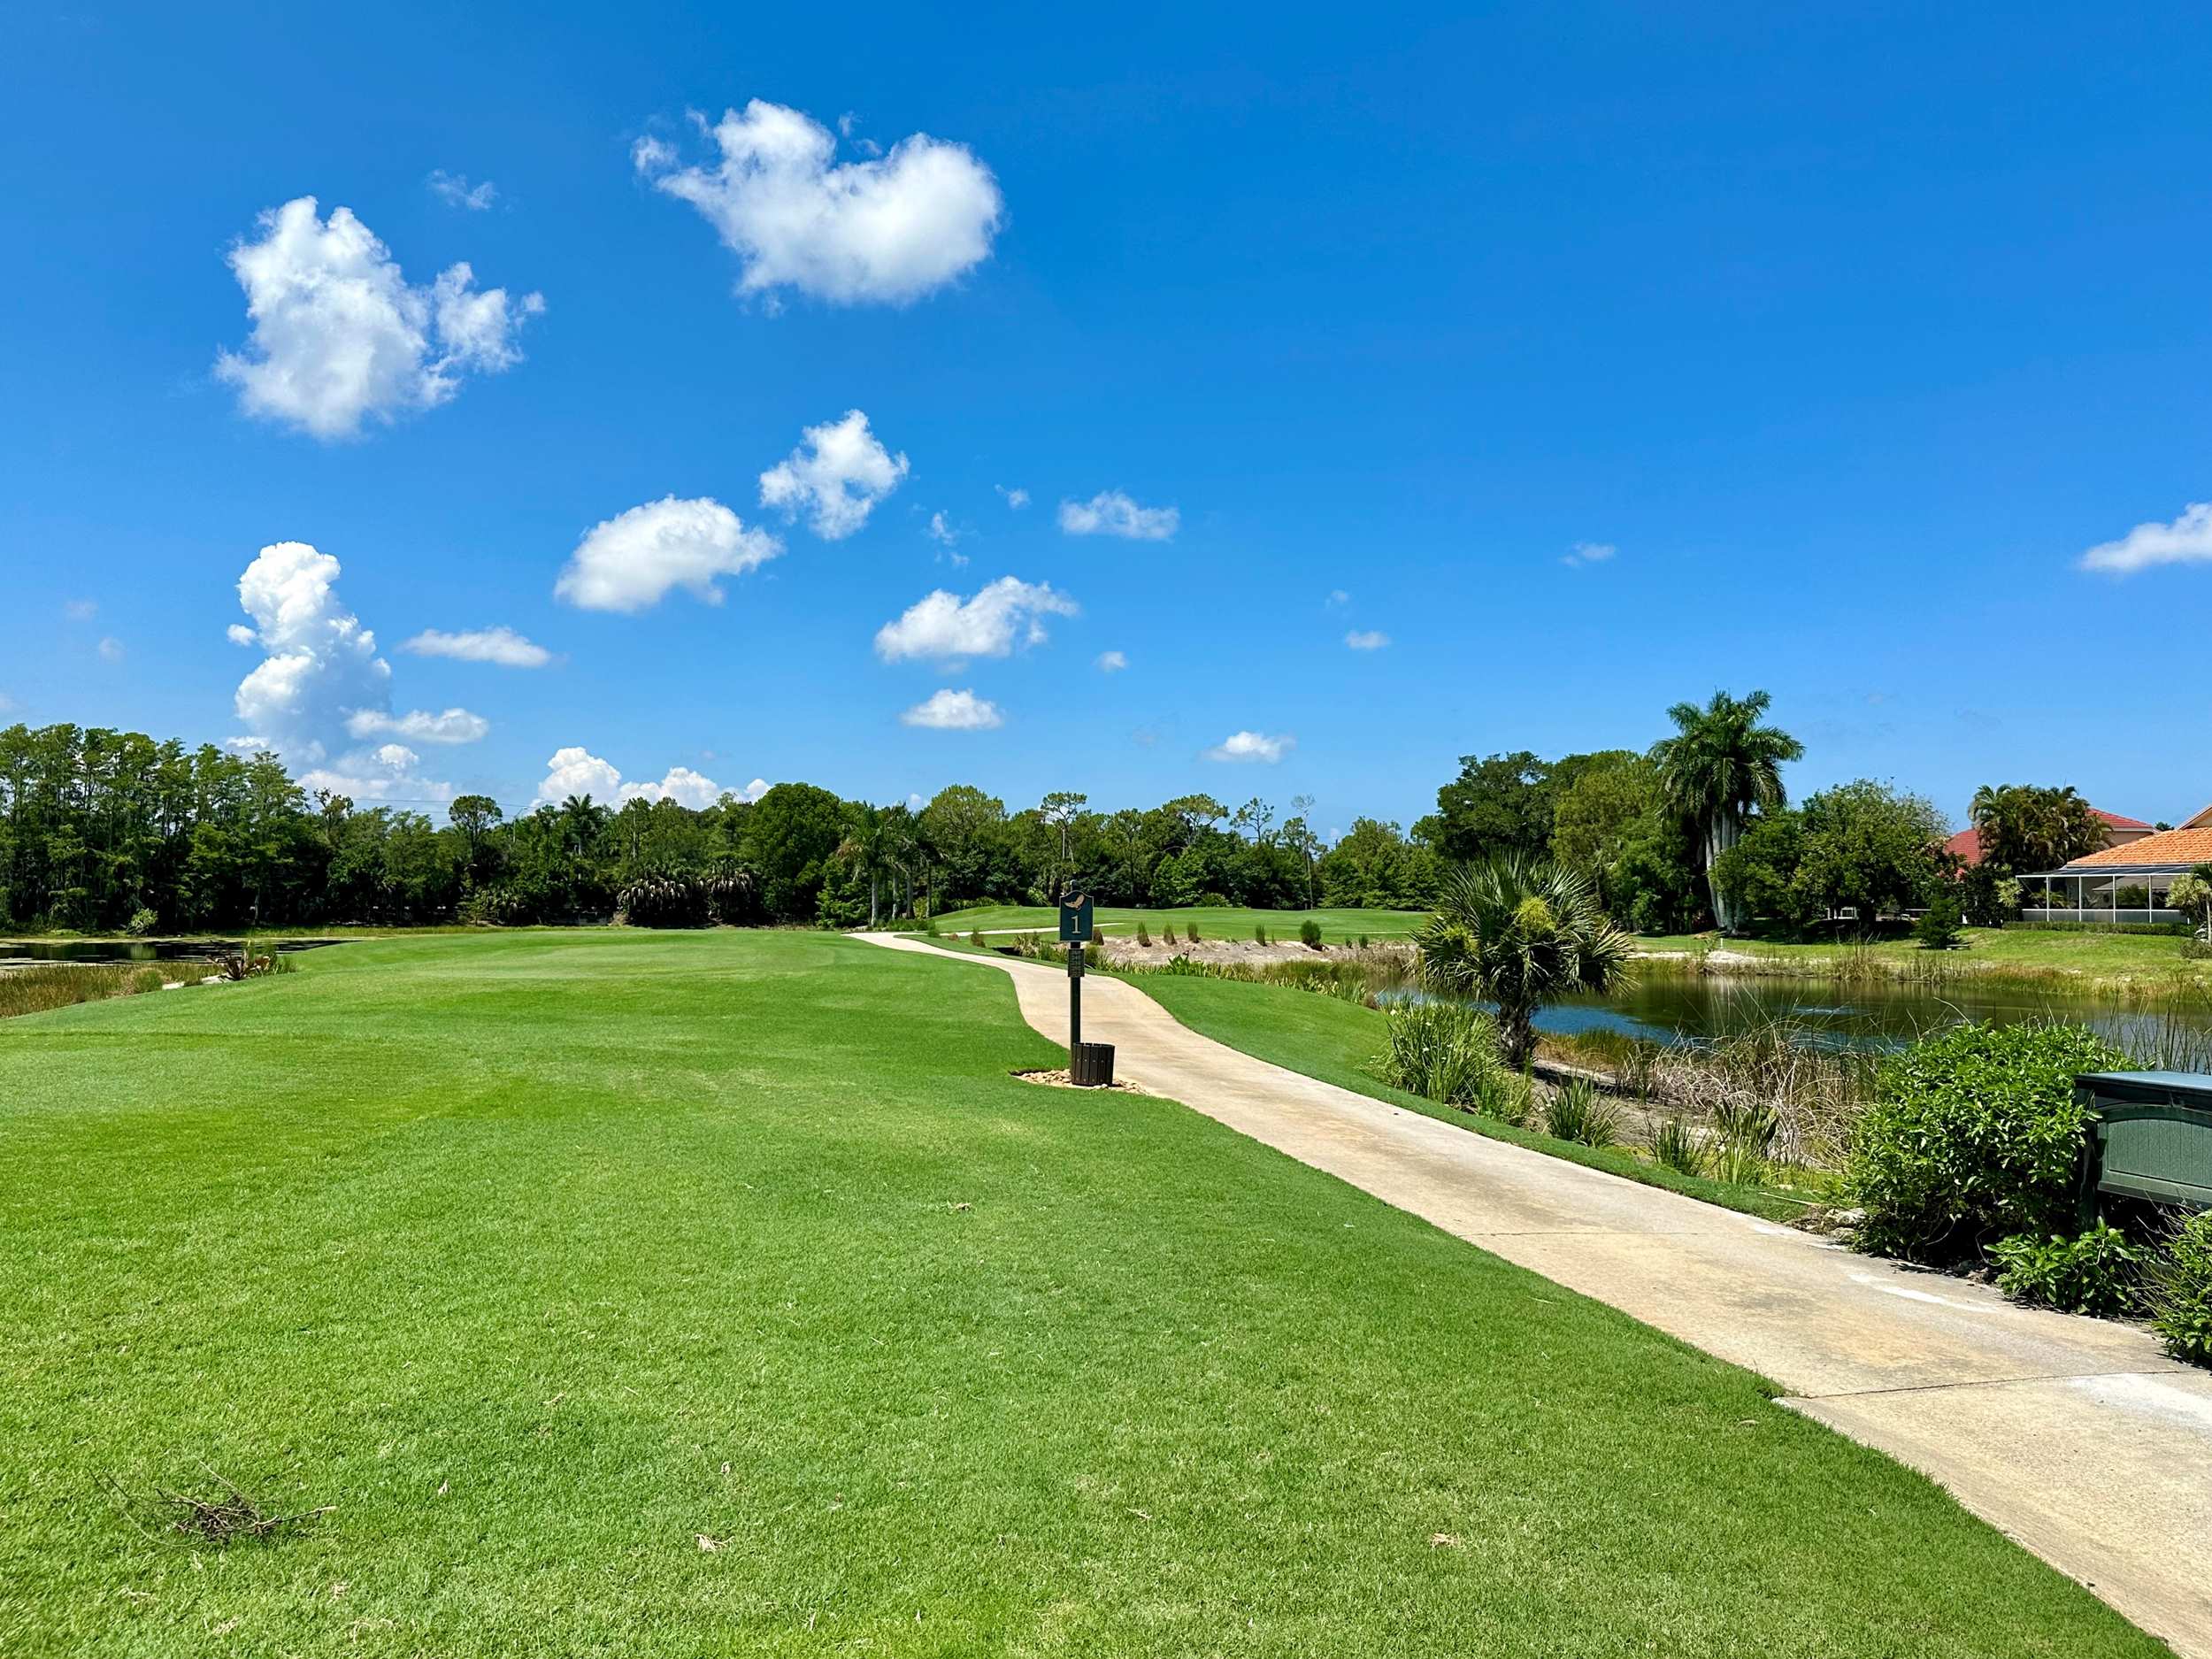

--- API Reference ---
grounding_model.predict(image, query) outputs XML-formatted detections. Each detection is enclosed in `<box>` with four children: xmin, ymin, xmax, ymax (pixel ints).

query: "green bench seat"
<box><xmin>2076</xmin><ymin>1071</ymin><xmax>2212</xmax><ymax>1223</ymax></box>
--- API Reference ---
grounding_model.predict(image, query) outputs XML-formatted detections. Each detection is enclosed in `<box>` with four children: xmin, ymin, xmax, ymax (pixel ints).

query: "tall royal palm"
<box><xmin>1649</xmin><ymin>689</ymin><xmax>1802</xmax><ymax>935</ymax></box>
<box><xmin>1417</xmin><ymin>856</ymin><xmax>1635</xmax><ymax>1069</ymax></box>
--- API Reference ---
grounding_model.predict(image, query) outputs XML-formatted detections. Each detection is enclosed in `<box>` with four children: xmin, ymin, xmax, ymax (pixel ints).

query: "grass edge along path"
<box><xmin>0</xmin><ymin>929</ymin><xmax>2166</xmax><ymax>1656</ymax></box>
<box><xmin>1112</xmin><ymin>967</ymin><xmax>1821</xmax><ymax>1224</ymax></box>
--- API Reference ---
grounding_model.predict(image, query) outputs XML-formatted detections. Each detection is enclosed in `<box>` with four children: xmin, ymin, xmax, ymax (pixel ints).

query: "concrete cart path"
<box><xmin>858</xmin><ymin>932</ymin><xmax>2212</xmax><ymax>1656</ymax></box>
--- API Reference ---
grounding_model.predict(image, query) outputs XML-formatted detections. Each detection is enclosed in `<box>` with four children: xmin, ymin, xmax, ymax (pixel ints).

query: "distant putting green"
<box><xmin>918</xmin><ymin>903</ymin><xmax>1425</xmax><ymax>941</ymax></box>
<box><xmin>0</xmin><ymin>932</ymin><xmax>2161</xmax><ymax>1655</ymax></box>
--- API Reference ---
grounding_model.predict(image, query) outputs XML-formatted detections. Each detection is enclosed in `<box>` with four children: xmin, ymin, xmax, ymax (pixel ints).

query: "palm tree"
<box><xmin>1416</xmin><ymin>856</ymin><xmax>1635</xmax><ymax>1069</ymax></box>
<box><xmin>1649</xmin><ymin>689</ymin><xmax>1802</xmax><ymax>934</ymax></box>
<box><xmin>835</xmin><ymin>803</ymin><xmax>888</xmax><ymax>927</ymax></box>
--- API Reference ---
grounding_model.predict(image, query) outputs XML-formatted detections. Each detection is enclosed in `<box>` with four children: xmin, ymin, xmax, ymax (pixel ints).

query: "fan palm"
<box><xmin>1649</xmin><ymin>688</ymin><xmax>1802</xmax><ymax>934</ymax></box>
<box><xmin>1416</xmin><ymin>856</ymin><xmax>1635</xmax><ymax>1069</ymax></box>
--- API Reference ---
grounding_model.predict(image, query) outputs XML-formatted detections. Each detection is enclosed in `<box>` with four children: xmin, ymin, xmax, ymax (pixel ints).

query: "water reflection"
<box><xmin>1544</xmin><ymin>967</ymin><xmax>2212</xmax><ymax>1056</ymax></box>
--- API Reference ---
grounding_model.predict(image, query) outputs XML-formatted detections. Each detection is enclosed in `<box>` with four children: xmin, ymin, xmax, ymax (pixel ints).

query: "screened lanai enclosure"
<box><xmin>2020</xmin><ymin>868</ymin><xmax>2189</xmax><ymax>926</ymax></box>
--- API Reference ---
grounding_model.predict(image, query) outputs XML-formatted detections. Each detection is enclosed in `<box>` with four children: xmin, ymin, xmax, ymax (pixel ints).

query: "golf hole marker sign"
<box><xmin>1056</xmin><ymin>894</ymin><xmax>1114</xmax><ymax>1087</ymax></box>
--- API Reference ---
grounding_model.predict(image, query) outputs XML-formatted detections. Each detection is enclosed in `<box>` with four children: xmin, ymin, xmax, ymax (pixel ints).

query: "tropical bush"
<box><xmin>1991</xmin><ymin>1224</ymin><xmax>2143</xmax><ymax>1318</ymax></box>
<box><xmin>2145</xmin><ymin>1212</ymin><xmax>2212</xmax><ymax>1366</ymax></box>
<box><xmin>1847</xmin><ymin>1021</ymin><xmax>2127</xmax><ymax>1263</ymax></box>
<box><xmin>1299</xmin><ymin>918</ymin><xmax>1324</xmax><ymax>949</ymax></box>
<box><xmin>1377</xmin><ymin>999</ymin><xmax>1502</xmax><ymax>1110</ymax></box>
<box><xmin>126</xmin><ymin>906</ymin><xmax>159</xmax><ymax>937</ymax></box>
<box><xmin>1545</xmin><ymin>1078</ymin><xmax>1620</xmax><ymax>1148</ymax></box>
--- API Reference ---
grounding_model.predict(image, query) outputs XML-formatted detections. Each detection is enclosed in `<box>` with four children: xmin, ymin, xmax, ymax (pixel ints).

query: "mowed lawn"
<box><xmin>1639</xmin><ymin>926</ymin><xmax>2212</xmax><ymax>986</ymax></box>
<box><xmin>920</xmin><ymin>903</ymin><xmax>1425</xmax><ymax>941</ymax></box>
<box><xmin>0</xmin><ymin>933</ymin><xmax>2163</xmax><ymax>1657</ymax></box>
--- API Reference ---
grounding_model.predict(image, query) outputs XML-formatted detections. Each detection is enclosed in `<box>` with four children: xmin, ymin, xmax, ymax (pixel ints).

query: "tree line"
<box><xmin>0</xmin><ymin>723</ymin><xmax>1440</xmax><ymax>932</ymax></box>
<box><xmin>1</xmin><ymin>701</ymin><xmax>2147</xmax><ymax>935</ymax></box>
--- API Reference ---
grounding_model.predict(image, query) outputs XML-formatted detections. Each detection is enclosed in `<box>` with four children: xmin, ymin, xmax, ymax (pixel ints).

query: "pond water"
<box><xmin>0</xmin><ymin>940</ymin><xmax>342</xmax><ymax>966</ymax></box>
<box><xmin>1538</xmin><ymin>969</ymin><xmax>2212</xmax><ymax>1056</ymax></box>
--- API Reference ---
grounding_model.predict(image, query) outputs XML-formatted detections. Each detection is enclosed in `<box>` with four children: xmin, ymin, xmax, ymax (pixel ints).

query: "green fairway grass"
<box><xmin>1120</xmin><ymin>971</ymin><xmax>1822</xmax><ymax>1221</ymax></box>
<box><xmin>1637</xmin><ymin>926</ymin><xmax>2212</xmax><ymax>988</ymax></box>
<box><xmin>914</xmin><ymin>903</ymin><xmax>1425</xmax><ymax>941</ymax></box>
<box><xmin>0</xmin><ymin>932</ymin><xmax>2161</xmax><ymax>1655</ymax></box>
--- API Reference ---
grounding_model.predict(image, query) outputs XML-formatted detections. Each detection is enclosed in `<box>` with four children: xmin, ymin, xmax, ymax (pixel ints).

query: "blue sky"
<box><xmin>4</xmin><ymin>2</ymin><xmax>2209</xmax><ymax>833</ymax></box>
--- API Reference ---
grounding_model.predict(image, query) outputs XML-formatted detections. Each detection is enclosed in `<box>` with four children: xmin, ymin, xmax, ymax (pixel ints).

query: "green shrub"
<box><xmin>2145</xmin><ymin>1212</ymin><xmax>2212</xmax><ymax>1367</ymax></box>
<box><xmin>970</xmin><ymin>929</ymin><xmax>987</xmax><ymax>947</ymax></box>
<box><xmin>1136</xmin><ymin>922</ymin><xmax>1152</xmax><ymax>947</ymax></box>
<box><xmin>1185</xmin><ymin>923</ymin><xmax>1200</xmax><ymax>945</ymax></box>
<box><xmin>1299</xmin><ymin>918</ymin><xmax>1324</xmax><ymax>949</ymax></box>
<box><xmin>126</xmin><ymin>907</ymin><xmax>159</xmax><ymax>938</ymax></box>
<box><xmin>1647</xmin><ymin>1117</ymin><xmax>1708</xmax><ymax>1177</ymax></box>
<box><xmin>1912</xmin><ymin>890</ymin><xmax>1963</xmax><ymax>950</ymax></box>
<box><xmin>1254</xmin><ymin>924</ymin><xmax>1269</xmax><ymax>946</ymax></box>
<box><xmin>1847</xmin><ymin>1021</ymin><xmax>2127</xmax><ymax>1263</ymax></box>
<box><xmin>1991</xmin><ymin>1224</ymin><xmax>2142</xmax><ymax>1318</ymax></box>
<box><xmin>1377</xmin><ymin>999</ymin><xmax>1501</xmax><ymax>1109</ymax></box>
<box><xmin>1545</xmin><ymin>1078</ymin><xmax>1620</xmax><ymax>1148</ymax></box>
<box><xmin>1357</xmin><ymin>933</ymin><xmax>1370</xmax><ymax>949</ymax></box>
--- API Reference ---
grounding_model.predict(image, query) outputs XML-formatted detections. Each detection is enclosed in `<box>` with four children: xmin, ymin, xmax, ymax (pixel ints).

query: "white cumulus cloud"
<box><xmin>215</xmin><ymin>197</ymin><xmax>542</xmax><ymax>440</ymax></box>
<box><xmin>426</xmin><ymin>170</ymin><xmax>497</xmax><ymax>211</ymax></box>
<box><xmin>1204</xmin><ymin>730</ymin><xmax>1294</xmax><ymax>764</ymax></box>
<box><xmin>1345</xmin><ymin>629</ymin><xmax>1390</xmax><ymax>649</ymax></box>
<box><xmin>873</xmin><ymin>576</ymin><xmax>1077</xmax><ymax>663</ymax></box>
<box><xmin>555</xmin><ymin>496</ymin><xmax>780</xmax><ymax>612</ymax></box>
<box><xmin>345</xmin><ymin>707</ymin><xmax>490</xmax><ymax>745</ymax></box>
<box><xmin>1562</xmin><ymin>541</ymin><xmax>1617</xmax><ymax>568</ymax></box>
<box><xmin>1058</xmin><ymin>490</ymin><xmax>1179</xmax><ymax>541</ymax></box>
<box><xmin>619</xmin><ymin>765</ymin><xmax>725</xmax><ymax>809</ymax></box>
<box><xmin>901</xmin><ymin>688</ymin><xmax>1002</xmax><ymax>730</ymax></box>
<box><xmin>536</xmin><ymin>745</ymin><xmax>625</xmax><ymax>804</ymax></box>
<box><xmin>2078</xmin><ymin>502</ymin><xmax>2212</xmax><ymax>574</ymax></box>
<box><xmin>997</xmin><ymin>485</ymin><xmax>1029</xmax><ymax>510</ymax></box>
<box><xmin>535</xmin><ymin>748</ymin><xmax>762</xmax><ymax>808</ymax></box>
<box><xmin>230</xmin><ymin>541</ymin><xmax>393</xmax><ymax>764</ymax></box>
<box><xmin>636</xmin><ymin>99</ymin><xmax>1003</xmax><ymax>305</ymax></box>
<box><xmin>758</xmin><ymin>410</ymin><xmax>908</xmax><ymax>540</ymax></box>
<box><xmin>401</xmin><ymin>626</ymin><xmax>554</xmax><ymax>667</ymax></box>
<box><xmin>97</xmin><ymin>636</ymin><xmax>126</xmax><ymax>663</ymax></box>
<box><xmin>926</xmin><ymin>511</ymin><xmax>958</xmax><ymax>546</ymax></box>
<box><xmin>1096</xmin><ymin>649</ymin><xmax>1127</xmax><ymax>672</ymax></box>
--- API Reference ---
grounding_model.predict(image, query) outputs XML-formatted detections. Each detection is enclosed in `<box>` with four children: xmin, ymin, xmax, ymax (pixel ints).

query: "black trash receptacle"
<box><xmin>1071</xmin><ymin>1041</ymin><xmax>1116</xmax><ymax>1087</ymax></box>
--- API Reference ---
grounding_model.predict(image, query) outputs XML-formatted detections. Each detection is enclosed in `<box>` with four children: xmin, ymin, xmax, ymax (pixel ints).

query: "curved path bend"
<box><xmin>858</xmin><ymin>932</ymin><xmax>2212</xmax><ymax>1655</ymax></box>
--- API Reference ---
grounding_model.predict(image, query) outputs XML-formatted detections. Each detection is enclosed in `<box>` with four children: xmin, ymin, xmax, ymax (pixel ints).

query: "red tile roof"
<box><xmin>2063</xmin><ymin>826</ymin><xmax>2212</xmax><ymax>870</ymax></box>
<box><xmin>2093</xmin><ymin>809</ymin><xmax>2154</xmax><ymax>831</ymax></box>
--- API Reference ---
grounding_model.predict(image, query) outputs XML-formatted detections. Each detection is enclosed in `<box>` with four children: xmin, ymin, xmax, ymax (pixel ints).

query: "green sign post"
<box><xmin>1056</xmin><ymin>895</ymin><xmax>1112</xmax><ymax>1086</ymax></box>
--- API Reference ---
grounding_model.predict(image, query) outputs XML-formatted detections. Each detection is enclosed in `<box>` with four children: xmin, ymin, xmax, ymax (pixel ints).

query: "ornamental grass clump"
<box><xmin>1376</xmin><ymin>998</ymin><xmax>1502</xmax><ymax>1110</ymax></box>
<box><xmin>1544</xmin><ymin>1078</ymin><xmax>1621</xmax><ymax>1148</ymax></box>
<box><xmin>1299</xmin><ymin>918</ymin><xmax>1324</xmax><ymax>949</ymax></box>
<box><xmin>1646</xmin><ymin>1116</ymin><xmax>1708</xmax><ymax>1177</ymax></box>
<box><xmin>1846</xmin><ymin>1020</ymin><xmax>2127</xmax><ymax>1264</ymax></box>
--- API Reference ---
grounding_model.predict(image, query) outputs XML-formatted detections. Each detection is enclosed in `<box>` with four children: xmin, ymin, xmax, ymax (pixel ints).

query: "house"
<box><xmin>2020</xmin><ymin>803</ymin><xmax>2212</xmax><ymax>924</ymax></box>
<box><xmin>1942</xmin><ymin>807</ymin><xmax>2154</xmax><ymax>867</ymax></box>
